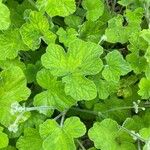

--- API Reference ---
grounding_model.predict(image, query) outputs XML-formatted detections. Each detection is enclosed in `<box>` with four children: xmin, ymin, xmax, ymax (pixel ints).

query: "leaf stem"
<box><xmin>60</xmin><ymin>110</ymin><xmax>67</xmax><ymax>127</ymax></box>
<box><xmin>77</xmin><ymin>140</ymin><xmax>86</xmax><ymax>150</ymax></box>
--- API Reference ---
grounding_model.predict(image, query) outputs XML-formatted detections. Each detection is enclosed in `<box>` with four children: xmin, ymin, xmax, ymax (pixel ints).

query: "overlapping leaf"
<box><xmin>39</xmin><ymin>117</ymin><xmax>86</xmax><ymax>150</ymax></box>
<box><xmin>0</xmin><ymin>1</ymin><xmax>10</xmax><ymax>30</ymax></box>
<box><xmin>34</xmin><ymin>69</ymin><xmax>76</xmax><ymax>114</ymax></box>
<box><xmin>20</xmin><ymin>11</ymin><xmax>56</xmax><ymax>50</ymax></box>
<box><xmin>36</xmin><ymin>0</ymin><xmax>76</xmax><ymax>17</ymax></box>
<box><xmin>41</xmin><ymin>39</ymin><xmax>103</xmax><ymax>100</ymax></box>
<box><xmin>0</xmin><ymin>66</ymin><xmax>30</xmax><ymax>126</ymax></box>
<box><xmin>102</xmin><ymin>50</ymin><xmax>131</xmax><ymax>82</ymax></box>
<box><xmin>0</xmin><ymin>29</ymin><xmax>28</xmax><ymax>60</ymax></box>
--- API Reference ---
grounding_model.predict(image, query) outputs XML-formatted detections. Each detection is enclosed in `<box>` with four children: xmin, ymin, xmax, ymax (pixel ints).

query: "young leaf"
<box><xmin>36</xmin><ymin>0</ymin><xmax>76</xmax><ymax>17</ymax></box>
<box><xmin>20</xmin><ymin>11</ymin><xmax>56</xmax><ymax>50</ymax></box>
<box><xmin>88</xmin><ymin>119</ymin><xmax>136</xmax><ymax>150</ymax></box>
<box><xmin>82</xmin><ymin>0</ymin><xmax>104</xmax><ymax>21</ymax></box>
<box><xmin>63</xmin><ymin>74</ymin><xmax>97</xmax><ymax>101</ymax></box>
<box><xmin>138</xmin><ymin>77</ymin><xmax>150</xmax><ymax>99</ymax></box>
<box><xmin>0</xmin><ymin>1</ymin><xmax>10</xmax><ymax>30</ymax></box>
<box><xmin>0</xmin><ymin>66</ymin><xmax>30</xmax><ymax>126</ymax></box>
<box><xmin>16</xmin><ymin>128</ymin><xmax>43</xmax><ymax>150</ymax></box>
<box><xmin>34</xmin><ymin>69</ymin><xmax>76</xmax><ymax>113</ymax></box>
<box><xmin>0</xmin><ymin>29</ymin><xmax>28</xmax><ymax>60</ymax></box>
<box><xmin>41</xmin><ymin>39</ymin><xmax>103</xmax><ymax>100</ymax></box>
<box><xmin>39</xmin><ymin>117</ymin><xmax>86</xmax><ymax>150</ymax></box>
<box><xmin>41</xmin><ymin>39</ymin><xmax>103</xmax><ymax>77</ymax></box>
<box><xmin>102</xmin><ymin>50</ymin><xmax>131</xmax><ymax>82</ymax></box>
<box><xmin>0</xmin><ymin>127</ymin><xmax>8</xmax><ymax>149</ymax></box>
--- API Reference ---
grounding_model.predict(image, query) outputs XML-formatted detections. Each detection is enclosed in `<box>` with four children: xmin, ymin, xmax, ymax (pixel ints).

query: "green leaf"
<box><xmin>42</xmin><ymin>39</ymin><xmax>103</xmax><ymax>77</ymax></box>
<box><xmin>57</xmin><ymin>27</ymin><xmax>78</xmax><ymax>46</ymax></box>
<box><xmin>0</xmin><ymin>29</ymin><xmax>28</xmax><ymax>60</ymax></box>
<box><xmin>41</xmin><ymin>40</ymin><xmax>103</xmax><ymax>100</ymax></box>
<box><xmin>64</xmin><ymin>15</ymin><xmax>82</xmax><ymax>29</ymax></box>
<box><xmin>140</xmin><ymin>29</ymin><xmax>150</xmax><ymax>45</ymax></box>
<box><xmin>139</xmin><ymin>127</ymin><xmax>150</xmax><ymax>140</ymax></box>
<box><xmin>0</xmin><ymin>66</ymin><xmax>30</xmax><ymax>126</ymax></box>
<box><xmin>0</xmin><ymin>1</ymin><xmax>10</xmax><ymax>30</ymax></box>
<box><xmin>102</xmin><ymin>50</ymin><xmax>131</xmax><ymax>82</ymax></box>
<box><xmin>126</xmin><ymin>53</ymin><xmax>147</xmax><ymax>74</ymax></box>
<box><xmin>16</xmin><ymin>128</ymin><xmax>43</xmax><ymax>150</ymax></box>
<box><xmin>41</xmin><ymin>43</ymin><xmax>68</xmax><ymax>77</ymax></box>
<box><xmin>94</xmin><ymin>78</ymin><xmax>118</xmax><ymax>99</ymax></box>
<box><xmin>105</xmin><ymin>8</ymin><xmax>143</xmax><ymax>43</ymax></box>
<box><xmin>39</xmin><ymin>117</ymin><xmax>86</xmax><ymax>150</ymax></box>
<box><xmin>20</xmin><ymin>11</ymin><xmax>56</xmax><ymax>50</ymax></box>
<box><xmin>88</xmin><ymin>119</ymin><xmax>136</xmax><ymax>150</ymax></box>
<box><xmin>34</xmin><ymin>69</ymin><xmax>76</xmax><ymax>113</ymax></box>
<box><xmin>63</xmin><ymin>74</ymin><xmax>97</xmax><ymax>101</ymax></box>
<box><xmin>36</xmin><ymin>0</ymin><xmax>76</xmax><ymax>17</ymax></box>
<box><xmin>138</xmin><ymin>77</ymin><xmax>150</xmax><ymax>99</ymax></box>
<box><xmin>82</xmin><ymin>0</ymin><xmax>104</xmax><ymax>21</ymax></box>
<box><xmin>0</xmin><ymin>127</ymin><xmax>8</xmax><ymax>149</ymax></box>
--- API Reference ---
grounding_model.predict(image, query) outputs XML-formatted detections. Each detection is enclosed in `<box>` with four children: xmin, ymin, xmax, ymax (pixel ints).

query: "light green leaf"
<box><xmin>126</xmin><ymin>53</ymin><xmax>147</xmax><ymax>74</ymax></box>
<box><xmin>20</xmin><ymin>11</ymin><xmax>56</xmax><ymax>50</ymax></box>
<box><xmin>138</xmin><ymin>77</ymin><xmax>150</xmax><ymax>99</ymax></box>
<box><xmin>0</xmin><ymin>66</ymin><xmax>30</xmax><ymax>126</ymax></box>
<box><xmin>0</xmin><ymin>1</ymin><xmax>10</xmax><ymax>30</ymax></box>
<box><xmin>41</xmin><ymin>39</ymin><xmax>103</xmax><ymax>100</ymax></box>
<box><xmin>64</xmin><ymin>15</ymin><xmax>82</xmax><ymax>29</ymax></box>
<box><xmin>88</xmin><ymin>119</ymin><xmax>136</xmax><ymax>150</ymax></box>
<box><xmin>34</xmin><ymin>69</ymin><xmax>76</xmax><ymax>113</ymax></box>
<box><xmin>63</xmin><ymin>74</ymin><xmax>97</xmax><ymax>101</ymax></box>
<box><xmin>94</xmin><ymin>78</ymin><xmax>118</xmax><ymax>99</ymax></box>
<box><xmin>140</xmin><ymin>29</ymin><xmax>150</xmax><ymax>45</ymax></box>
<box><xmin>102</xmin><ymin>50</ymin><xmax>131</xmax><ymax>82</ymax></box>
<box><xmin>139</xmin><ymin>127</ymin><xmax>150</xmax><ymax>140</ymax></box>
<box><xmin>39</xmin><ymin>117</ymin><xmax>86</xmax><ymax>150</ymax></box>
<box><xmin>0</xmin><ymin>29</ymin><xmax>28</xmax><ymax>60</ymax></box>
<box><xmin>82</xmin><ymin>0</ymin><xmax>104</xmax><ymax>21</ymax></box>
<box><xmin>41</xmin><ymin>44</ymin><xmax>68</xmax><ymax>77</ymax></box>
<box><xmin>42</xmin><ymin>39</ymin><xmax>103</xmax><ymax>77</ymax></box>
<box><xmin>16</xmin><ymin>128</ymin><xmax>43</xmax><ymax>150</ymax></box>
<box><xmin>0</xmin><ymin>127</ymin><xmax>8</xmax><ymax>149</ymax></box>
<box><xmin>63</xmin><ymin>117</ymin><xmax>86</xmax><ymax>138</ymax></box>
<box><xmin>57</xmin><ymin>27</ymin><xmax>78</xmax><ymax>47</ymax></box>
<box><xmin>105</xmin><ymin>8</ymin><xmax>143</xmax><ymax>43</ymax></box>
<box><xmin>139</xmin><ymin>127</ymin><xmax>150</xmax><ymax>150</ymax></box>
<box><xmin>36</xmin><ymin>0</ymin><xmax>76</xmax><ymax>17</ymax></box>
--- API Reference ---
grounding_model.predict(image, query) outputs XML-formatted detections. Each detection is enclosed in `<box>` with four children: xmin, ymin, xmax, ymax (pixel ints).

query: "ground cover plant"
<box><xmin>1</xmin><ymin>0</ymin><xmax>150</xmax><ymax>149</ymax></box>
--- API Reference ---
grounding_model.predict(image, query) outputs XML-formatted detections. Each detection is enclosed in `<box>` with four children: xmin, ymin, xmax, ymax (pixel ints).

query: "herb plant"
<box><xmin>0</xmin><ymin>0</ymin><xmax>150</xmax><ymax>150</ymax></box>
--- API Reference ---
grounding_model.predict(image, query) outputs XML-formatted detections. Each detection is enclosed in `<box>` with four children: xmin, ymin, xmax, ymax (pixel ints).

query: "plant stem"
<box><xmin>60</xmin><ymin>111</ymin><xmax>67</xmax><ymax>127</ymax></box>
<box><xmin>77</xmin><ymin>140</ymin><xmax>86</xmax><ymax>150</ymax></box>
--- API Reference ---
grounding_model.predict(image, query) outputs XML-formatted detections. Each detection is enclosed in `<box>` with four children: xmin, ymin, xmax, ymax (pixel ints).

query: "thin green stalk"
<box><xmin>60</xmin><ymin>111</ymin><xmax>67</xmax><ymax>127</ymax></box>
<box><xmin>77</xmin><ymin>140</ymin><xmax>86</xmax><ymax>150</ymax></box>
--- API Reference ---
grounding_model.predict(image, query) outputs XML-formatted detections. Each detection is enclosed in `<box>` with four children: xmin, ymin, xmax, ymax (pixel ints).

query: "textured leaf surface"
<box><xmin>0</xmin><ymin>127</ymin><xmax>8</xmax><ymax>149</ymax></box>
<box><xmin>102</xmin><ymin>50</ymin><xmax>131</xmax><ymax>82</ymax></box>
<box><xmin>34</xmin><ymin>69</ymin><xmax>76</xmax><ymax>113</ymax></box>
<box><xmin>20</xmin><ymin>11</ymin><xmax>56</xmax><ymax>50</ymax></box>
<box><xmin>0</xmin><ymin>66</ymin><xmax>30</xmax><ymax>126</ymax></box>
<box><xmin>63</xmin><ymin>74</ymin><xmax>97</xmax><ymax>100</ymax></box>
<box><xmin>138</xmin><ymin>77</ymin><xmax>150</xmax><ymax>99</ymax></box>
<box><xmin>39</xmin><ymin>117</ymin><xmax>86</xmax><ymax>150</ymax></box>
<box><xmin>82</xmin><ymin>0</ymin><xmax>104</xmax><ymax>21</ymax></box>
<box><xmin>17</xmin><ymin>128</ymin><xmax>43</xmax><ymax>150</ymax></box>
<box><xmin>0</xmin><ymin>2</ymin><xmax>10</xmax><ymax>30</ymax></box>
<box><xmin>88</xmin><ymin>119</ymin><xmax>136</xmax><ymax>150</ymax></box>
<box><xmin>0</xmin><ymin>29</ymin><xmax>28</xmax><ymax>60</ymax></box>
<box><xmin>36</xmin><ymin>0</ymin><xmax>76</xmax><ymax>17</ymax></box>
